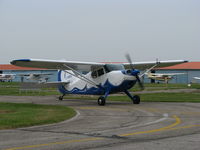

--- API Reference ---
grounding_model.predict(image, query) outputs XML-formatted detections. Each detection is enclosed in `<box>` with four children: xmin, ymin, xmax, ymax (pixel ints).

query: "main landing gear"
<box><xmin>97</xmin><ymin>90</ymin><xmax>140</xmax><ymax>106</ymax></box>
<box><xmin>98</xmin><ymin>96</ymin><xmax>106</xmax><ymax>106</ymax></box>
<box><xmin>58</xmin><ymin>94</ymin><xmax>65</xmax><ymax>101</ymax></box>
<box><xmin>131</xmin><ymin>95</ymin><xmax>140</xmax><ymax>104</ymax></box>
<box><xmin>124</xmin><ymin>90</ymin><xmax>140</xmax><ymax>104</ymax></box>
<box><xmin>97</xmin><ymin>90</ymin><xmax>110</xmax><ymax>106</ymax></box>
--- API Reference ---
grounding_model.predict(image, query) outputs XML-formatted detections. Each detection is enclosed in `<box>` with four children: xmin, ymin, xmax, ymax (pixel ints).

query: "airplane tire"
<box><xmin>98</xmin><ymin>96</ymin><xmax>106</xmax><ymax>106</ymax></box>
<box><xmin>132</xmin><ymin>95</ymin><xmax>140</xmax><ymax>104</ymax></box>
<box><xmin>59</xmin><ymin>96</ymin><xmax>63</xmax><ymax>101</ymax></box>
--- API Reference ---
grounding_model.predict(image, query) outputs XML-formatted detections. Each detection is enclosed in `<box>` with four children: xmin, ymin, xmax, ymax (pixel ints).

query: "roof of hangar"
<box><xmin>156</xmin><ymin>62</ymin><xmax>200</xmax><ymax>70</ymax></box>
<box><xmin>0</xmin><ymin>64</ymin><xmax>53</xmax><ymax>70</ymax></box>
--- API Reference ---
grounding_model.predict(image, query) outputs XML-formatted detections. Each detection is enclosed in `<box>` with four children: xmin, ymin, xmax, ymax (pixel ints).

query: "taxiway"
<box><xmin>0</xmin><ymin>96</ymin><xmax>200</xmax><ymax>150</ymax></box>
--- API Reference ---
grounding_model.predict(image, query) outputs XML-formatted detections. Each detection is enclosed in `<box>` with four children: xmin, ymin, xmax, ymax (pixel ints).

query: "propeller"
<box><xmin>125</xmin><ymin>53</ymin><xmax>144</xmax><ymax>90</ymax></box>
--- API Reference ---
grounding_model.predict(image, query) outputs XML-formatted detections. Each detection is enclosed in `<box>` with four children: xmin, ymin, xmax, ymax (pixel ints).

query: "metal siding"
<box><xmin>152</xmin><ymin>70</ymin><xmax>200</xmax><ymax>84</ymax></box>
<box><xmin>2</xmin><ymin>70</ymin><xmax>58</xmax><ymax>82</ymax></box>
<box><xmin>155</xmin><ymin>70</ymin><xmax>188</xmax><ymax>84</ymax></box>
<box><xmin>188</xmin><ymin>70</ymin><xmax>200</xmax><ymax>83</ymax></box>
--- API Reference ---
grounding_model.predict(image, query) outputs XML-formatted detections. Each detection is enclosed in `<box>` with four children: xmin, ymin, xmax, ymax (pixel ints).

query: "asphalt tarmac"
<box><xmin>0</xmin><ymin>96</ymin><xmax>200</xmax><ymax>150</ymax></box>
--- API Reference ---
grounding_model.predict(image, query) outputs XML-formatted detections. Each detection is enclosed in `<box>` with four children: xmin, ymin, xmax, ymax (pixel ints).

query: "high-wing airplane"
<box><xmin>11</xmin><ymin>56</ymin><xmax>187</xmax><ymax>105</ymax></box>
<box><xmin>18</xmin><ymin>73</ymin><xmax>52</xmax><ymax>83</ymax></box>
<box><xmin>0</xmin><ymin>74</ymin><xmax>15</xmax><ymax>82</ymax></box>
<box><xmin>145</xmin><ymin>72</ymin><xmax>186</xmax><ymax>83</ymax></box>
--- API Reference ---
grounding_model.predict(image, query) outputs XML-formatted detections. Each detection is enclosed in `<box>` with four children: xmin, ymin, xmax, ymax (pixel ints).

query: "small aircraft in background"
<box><xmin>11</xmin><ymin>55</ymin><xmax>187</xmax><ymax>105</ymax></box>
<box><xmin>193</xmin><ymin>77</ymin><xmax>200</xmax><ymax>80</ymax></box>
<box><xmin>18</xmin><ymin>73</ymin><xmax>52</xmax><ymax>83</ymax></box>
<box><xmin>0</xmin><ymin>74</ymin><xmax>15</xmax><ymax>82</ymax></box>
<box><xmin>145</xmin><ymin>72</ymin><xmax>186</xmax><ymax>83</ymax></box>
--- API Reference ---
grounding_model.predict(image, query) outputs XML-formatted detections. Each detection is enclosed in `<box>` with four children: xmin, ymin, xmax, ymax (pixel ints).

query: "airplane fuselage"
<box><xmin>58</xmin><ymin>66</ymin><xmax>138</xmax><ymax>95</ymax></box>
<box><xmin>147</xmin><ymin>73</ymin><xmax>173</xmax><ymax>82</ymax></box>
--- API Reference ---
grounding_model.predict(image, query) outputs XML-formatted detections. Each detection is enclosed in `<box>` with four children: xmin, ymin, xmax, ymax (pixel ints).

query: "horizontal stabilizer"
<box><xmin>39</xmin><ymin>81</ymin><xmax>70</xmax><ymax>88</ymax></box>
<box><xmin>18</xmin><ymin>73</ymin><xmax>52</xmax><ymax>76</ymax></box>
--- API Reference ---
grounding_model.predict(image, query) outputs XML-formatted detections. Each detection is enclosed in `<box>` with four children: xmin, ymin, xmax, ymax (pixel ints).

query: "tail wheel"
<box><xmin>59</xmin><ymin>96</ymin><xmax>63</xmax><ymax>101</ymax></box>
<box><xmin>98</xmin><ymin>96</ymin><xmax>106</xmax><ymax>106</ymax></box>
<box><xmin>132</xmin><ymin>95</ymin><xmax>140</xmax><ymax>104</ymax></box>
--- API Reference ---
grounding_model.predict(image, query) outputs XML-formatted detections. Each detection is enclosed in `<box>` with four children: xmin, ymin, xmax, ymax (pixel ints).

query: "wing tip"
<box><xmin>10</xmin><ymin>59</ymin><xmax>31</xmax><ymax>65</ymax></box>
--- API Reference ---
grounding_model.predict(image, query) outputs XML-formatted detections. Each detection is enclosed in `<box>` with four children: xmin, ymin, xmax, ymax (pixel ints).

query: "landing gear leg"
<box><xmin>124</xmin><ymin>90</ymin><xmax>140</xmax><ymax>104</ymax></box>
<box><xmin>58</xmin><ymin>94</ymin><xmax>65</xmax><ymax>101</ymax></box>
<box><xmin>98</xmin><ymin>90</ymin><xmax>110</xmax><ymax>106</ymax></box>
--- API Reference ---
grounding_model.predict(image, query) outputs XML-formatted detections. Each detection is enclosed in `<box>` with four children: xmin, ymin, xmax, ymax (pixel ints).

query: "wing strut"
<box><xmin>62</xmin><ymin>64</ymin><xmax>100</xmax><ymax>88</ymax></box>
<box><xmin>140</xmin><ymin>62</ymin><xmax>160</xmax><ymax>77</ymax></box>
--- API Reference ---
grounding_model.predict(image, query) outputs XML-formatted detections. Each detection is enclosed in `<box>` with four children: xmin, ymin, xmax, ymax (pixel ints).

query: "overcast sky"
<box><xmin>0</xmin><ymin>0</ymin><xmax>199</xmax><ymax>64</ymax></box>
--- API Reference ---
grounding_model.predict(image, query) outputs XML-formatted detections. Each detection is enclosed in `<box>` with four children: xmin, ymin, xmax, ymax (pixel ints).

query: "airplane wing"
<box><xmin>156</xmin><ymin>73</ymin><xmax>186</xmax><ymax>76</ymax></box>
<box><xmin>11</xmin><ymin>59</ymin><xmax>187</xmax><ymax>72</ymax></box>
<box><xmin>11</xmin><ymin>59</ymin><xmax>105</xmax><ymax>72</ymax></box>
<box><xmin>123</xmin><ymin>60</ymin><xmax>188</xmax><ymax>70</ymax></box>
<box><xmin>194</xmin><ymin>77</ymin><xmax>200</xmax><ymax>80</ymax></box>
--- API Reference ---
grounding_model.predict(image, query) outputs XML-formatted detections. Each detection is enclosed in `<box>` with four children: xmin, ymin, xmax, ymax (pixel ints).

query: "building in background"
<box><xmin>1</xmin><ymin>62</ymin><xmax>200</xmax><ymax>84</ymax></box>
<box><xmin>144</xmin><ymin>62</ymin><xmax>200</xmax><ymax>84</ymax></box>
<box><xmin>0</xmin><ymin>64</ymin><xmax>57</xmax><ymax>82</ymax></box>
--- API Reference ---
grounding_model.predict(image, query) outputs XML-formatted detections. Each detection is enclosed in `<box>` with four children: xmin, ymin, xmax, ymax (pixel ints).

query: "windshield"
<box><xmin>104</xmin><ymin>64</ymin><xmax>125</xmax><ymax>72</ymax></box>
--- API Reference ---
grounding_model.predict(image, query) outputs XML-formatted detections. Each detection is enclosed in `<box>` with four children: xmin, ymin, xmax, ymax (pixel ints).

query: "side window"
<box><xmin>91</xmin><ymin>71</ymin><xmax>97</xmax><ymax>78</ymax></box>
<box><xmin>97</xmin><ymin>68</ymin><xmax>104</xmax><ymax>76</ymax></box>
<box><xmin>91</xmin><ymin>68</ymin><xmax>105</xmax><ymax>78</ymax></box>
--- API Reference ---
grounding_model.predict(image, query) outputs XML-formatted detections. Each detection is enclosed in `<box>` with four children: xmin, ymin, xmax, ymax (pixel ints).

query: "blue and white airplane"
<box><xmin>11</xmin><ymin>55</ymin><xmax>187</xmax><ymax>105</ymax></box>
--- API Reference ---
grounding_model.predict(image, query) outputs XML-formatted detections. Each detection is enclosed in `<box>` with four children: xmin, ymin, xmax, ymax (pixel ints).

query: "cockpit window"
<box><xmin>91</xmin><ymin>70</ymin><xmax>97</xmax><ymax>78</ymax></box>
<box><xmin>104</xmin><ymin>64</ymin><xmax>125</xmax><ymax>72</ymax></box>
<box><xmin>91</xmin><ymin>68</ymin><xmax>105</xmax><ymax>78</ymax></box>
<box><xmin>97</xmin><ymin>68</ymin><xmax>104</xmax><ymax>76</ymax></box>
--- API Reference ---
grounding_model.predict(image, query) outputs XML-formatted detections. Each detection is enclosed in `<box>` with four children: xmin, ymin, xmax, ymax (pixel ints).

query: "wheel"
<box><xmin>98</xmin><ymin>96</ymin><xmax>106</xmax><ymax>106</ymax></box>
<box><xmin>132</xmin><ymin>95</ymin><xmax>140</xmax><ymax>104</ymax></box>
<box><xmin>59</xmin><ymin>96</ymin><xmax>63</xmax><ymax>101</ymax></box>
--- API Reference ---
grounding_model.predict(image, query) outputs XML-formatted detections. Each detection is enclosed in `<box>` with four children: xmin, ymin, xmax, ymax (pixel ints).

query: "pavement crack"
<box><xmin>17</xmin><ymin>128</ymin><xmax>129</xmax><ymax>140</ymax></box>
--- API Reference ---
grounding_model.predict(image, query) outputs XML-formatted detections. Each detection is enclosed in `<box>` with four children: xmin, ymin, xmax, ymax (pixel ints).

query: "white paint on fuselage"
<box><xmin>60</xmin><ymin>70</ymin><xmax>136</xmax><ymax>91</ymax></box>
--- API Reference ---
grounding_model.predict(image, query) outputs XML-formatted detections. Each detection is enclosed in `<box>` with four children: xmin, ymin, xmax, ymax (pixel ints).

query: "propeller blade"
<box><xmin>136</xmin><ymin>75</ymin><xmax>144</xmax><ymax>90</ymax></box>
<box><xmin>125</xmin><ymin>53</ymin><xmax>134</xmax><ymax>70</ymax></box>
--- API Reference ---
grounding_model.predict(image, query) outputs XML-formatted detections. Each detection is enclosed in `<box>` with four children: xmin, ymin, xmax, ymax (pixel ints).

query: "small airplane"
<box><xmin>18</xmin><ymin>73</ymin><xmax>52</xmax><ymax>83</ymax></box>
<box><xmin>193</xmin><ymin>77</ymin><xmax>200</xmax><ymax>80</ymax></box>
<box><xmin>0</xmin><ymin>74</ymin><xmax>15</xmax><ymax>82</ymax></box>
<box><xmin>11</xmin><ymin>55</ymin><xmax>187</xmax><ymax>105</ymax></box>
<box><xmin>145</xmin><ymin>72</ymin><xmax>186</xmax><ymax>83</ymax></box>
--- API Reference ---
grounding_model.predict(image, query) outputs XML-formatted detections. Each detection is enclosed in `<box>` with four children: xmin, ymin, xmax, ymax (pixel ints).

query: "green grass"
<box><xmin>130</xmin><ymin>83</ymin><xmax>200</xmax><ymax>92</ymax></box>
<box><xmin>0</xmin><ymin>102</ymin><xmax>76</xmax><ymax>129</ymax></box>
<box><xmin>62</xmin><ymin>92</ymin><xmax>200</xmax><ymax>103</ymax></box>
<box><xmin>107</xmin><ymin>92</ymin><xmax>200</xmax><ymax>102</ymax></box>
<box><xmin>0</xmin><ymin>82</ymin><xmax>200</xmax><ymax>103</ymax></box>
<box><xmin>0</xmin><ymin>82</ymin><xmax>59</xmax><ymax>96</ymax></box>
<box><xmin>1</xmin><ymin>82</ymin><xmax>200</xmax><ymax>96</ymax></box>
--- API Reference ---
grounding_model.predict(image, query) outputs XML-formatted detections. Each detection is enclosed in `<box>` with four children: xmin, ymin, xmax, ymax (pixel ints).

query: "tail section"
<box><xmin>58</xmin><ymin>70</ymin><xmax>74</xmax><ymax>82</ymax></box>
